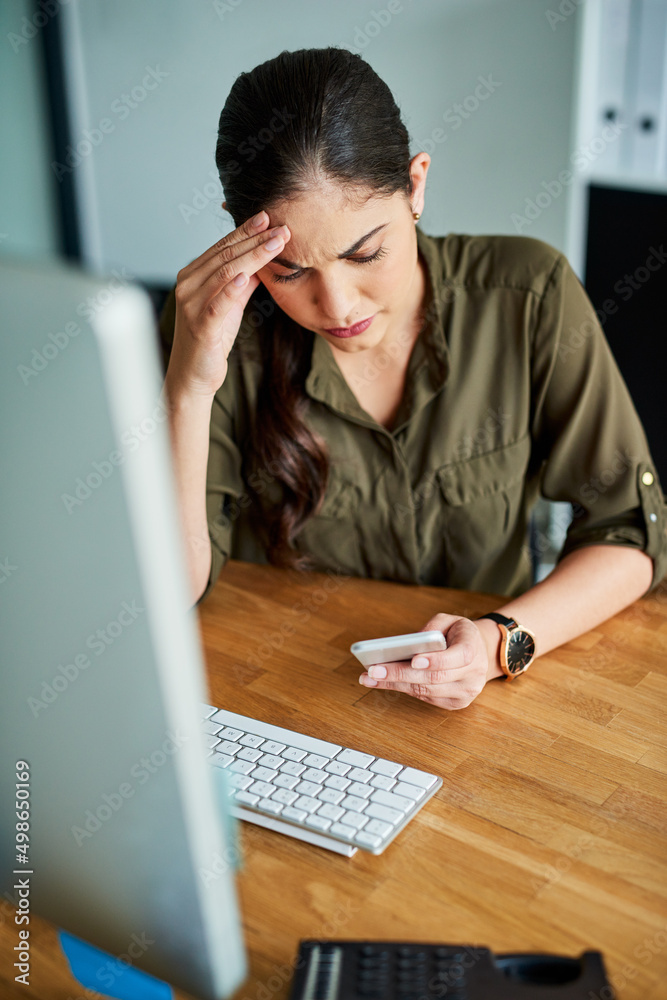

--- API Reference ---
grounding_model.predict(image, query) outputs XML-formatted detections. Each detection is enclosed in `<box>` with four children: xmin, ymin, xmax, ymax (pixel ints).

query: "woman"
<box><xmin>160</xmin><ymin>47</ymin><xmax>666</xmax><ymax>710</ymax></box>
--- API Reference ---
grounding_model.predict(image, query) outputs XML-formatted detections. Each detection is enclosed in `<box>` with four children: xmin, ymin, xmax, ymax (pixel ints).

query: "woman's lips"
<box><xmin>324</xmin><ymin>315</ymin><xmax>375</xmax><ymax>338</ymax></box>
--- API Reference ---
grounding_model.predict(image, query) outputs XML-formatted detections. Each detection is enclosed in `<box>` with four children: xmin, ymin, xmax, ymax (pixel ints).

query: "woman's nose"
<box><xmin>312</xmin><ymin>271</ymin><xmax>359</xmax><ymax>325</ymax></box>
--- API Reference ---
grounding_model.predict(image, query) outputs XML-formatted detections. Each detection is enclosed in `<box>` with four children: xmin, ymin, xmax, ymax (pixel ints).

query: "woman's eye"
<box><xmin>271</xmin><ymin>246</ymin><xmax>388</xmax><ymax>284</ymax></box>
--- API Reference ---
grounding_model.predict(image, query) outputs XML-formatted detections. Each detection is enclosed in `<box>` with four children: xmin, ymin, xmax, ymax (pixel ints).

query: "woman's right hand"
<box><xmin>166</xmin><ymin>211</ymin><xmax>290</xmax><ymax>399</ymax></box>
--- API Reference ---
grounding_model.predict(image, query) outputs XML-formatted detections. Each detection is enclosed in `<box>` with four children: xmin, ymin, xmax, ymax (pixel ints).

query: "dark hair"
<box><xmin>215</xmin><ymin>47</ymin><xmax>414</xmax><ymax>569</ymax></box>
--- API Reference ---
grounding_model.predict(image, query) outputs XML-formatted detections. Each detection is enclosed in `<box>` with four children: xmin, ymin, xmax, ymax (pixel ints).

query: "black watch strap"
<box><xmin>478</xmin><ymin>612</ymin><xmax>516</xmax><ymax>628</ymax></box>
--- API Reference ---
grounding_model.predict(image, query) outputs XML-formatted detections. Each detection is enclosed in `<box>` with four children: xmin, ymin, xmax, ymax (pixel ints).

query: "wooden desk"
<box><xmin>2</xmin><ymin>562</ymin><xmax>666</xmax><ymax>999</ymax></box>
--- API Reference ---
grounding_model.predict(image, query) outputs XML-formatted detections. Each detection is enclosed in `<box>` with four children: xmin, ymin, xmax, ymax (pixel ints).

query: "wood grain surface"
<box><xmin>2</xmin><ymin>561</ymin><xmax>666</xmax><ymax>1000</ymax></box>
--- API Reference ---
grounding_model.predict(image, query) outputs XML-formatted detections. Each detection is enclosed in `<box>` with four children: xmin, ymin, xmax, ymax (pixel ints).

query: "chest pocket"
<box><xmin>297</xmin><ymin>475</ymin><xmax>364</xmax><ymax>575</ymax></box>
<box><xmin>436</xmin><ymin>434</ymin><xmax>531</xmax><ymax>584</ymax></box>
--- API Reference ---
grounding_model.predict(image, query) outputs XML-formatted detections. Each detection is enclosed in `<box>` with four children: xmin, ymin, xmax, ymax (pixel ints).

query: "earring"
<box><xmin>413</xmin><ymin>211</ymin><xmax>421</xmax><ymax>222</ymax></box>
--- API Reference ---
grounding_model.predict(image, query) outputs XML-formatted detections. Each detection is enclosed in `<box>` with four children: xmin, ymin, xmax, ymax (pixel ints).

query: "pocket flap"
<box><xmin>437</xmin><ymin>434</ymin><xmax>531</xmax><ymax>506</ymax></box>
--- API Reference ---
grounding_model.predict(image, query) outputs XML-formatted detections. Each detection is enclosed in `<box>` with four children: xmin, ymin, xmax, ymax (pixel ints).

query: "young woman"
<box><xmin>160</xmin><ymin>47</ymin><xmax>666</xmax><ymax>710</ymax></box>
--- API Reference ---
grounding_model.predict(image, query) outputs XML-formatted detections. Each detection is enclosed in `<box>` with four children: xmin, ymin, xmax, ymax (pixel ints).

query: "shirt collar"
<box><xmin>304</xmin><ymin>227</ymin><xmax>450</xmax><ymax>430</ymax></box>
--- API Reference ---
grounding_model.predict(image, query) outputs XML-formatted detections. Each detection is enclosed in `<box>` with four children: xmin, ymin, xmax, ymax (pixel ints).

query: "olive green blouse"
<box><xmin>158</xmin><ymin>227</ymin><xmax>667</xmax><ymax>602</ymax></box>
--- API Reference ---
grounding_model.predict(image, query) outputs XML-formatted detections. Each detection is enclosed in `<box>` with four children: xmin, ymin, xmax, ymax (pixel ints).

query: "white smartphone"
<box><xmin>350</xmin><ymin>630</ymin><xmax>447</xmax><ymax>668</ymax></box>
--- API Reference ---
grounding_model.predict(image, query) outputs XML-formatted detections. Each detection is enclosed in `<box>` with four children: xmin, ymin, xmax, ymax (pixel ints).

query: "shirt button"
<box><xmin>649</xmin><ymin>513</ymin><xmax>657</xmax><ymax>522</ymax></box>
<box><xmin>642</xmin><ymin>471</ymin><xmax>654</xmax><ymax>486</ymax></box>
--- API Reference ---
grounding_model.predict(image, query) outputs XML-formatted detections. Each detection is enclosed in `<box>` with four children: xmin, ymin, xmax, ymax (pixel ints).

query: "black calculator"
<box><xmin>288</xmin><ymin>941</ymin><xmax>611</xmax><ymax>999</ymax></box>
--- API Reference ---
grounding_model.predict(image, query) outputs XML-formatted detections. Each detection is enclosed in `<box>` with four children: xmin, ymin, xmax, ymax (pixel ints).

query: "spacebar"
<box><xmin>209</xmin><ymin>708</ymin><xmax>342</xmax><ymax>757</ymax></box>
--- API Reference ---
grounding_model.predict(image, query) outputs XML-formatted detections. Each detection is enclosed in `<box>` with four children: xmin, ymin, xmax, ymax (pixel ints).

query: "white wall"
<box><xmin>0</xmin><ymin>0</ymin><xmax>62</xmax><ymax>261</ymax></box>
<box><xmin>1</xmin><ymin>0</ymin><xmax>581</xmax><ymax>282</ymax></box>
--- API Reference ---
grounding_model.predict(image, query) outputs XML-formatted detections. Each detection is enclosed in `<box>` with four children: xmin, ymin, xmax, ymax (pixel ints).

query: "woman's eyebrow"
<box><xmin>272</xmin><ymin>222</ymin><xmax>390</xmax><ymax>270</ymax></box>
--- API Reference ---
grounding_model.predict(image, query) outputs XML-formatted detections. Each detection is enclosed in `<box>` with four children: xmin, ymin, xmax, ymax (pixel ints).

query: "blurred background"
<box><xmin>2</xmin><ymin>0</ymin><xmax>666</xmax><ymax>576</ymax></box>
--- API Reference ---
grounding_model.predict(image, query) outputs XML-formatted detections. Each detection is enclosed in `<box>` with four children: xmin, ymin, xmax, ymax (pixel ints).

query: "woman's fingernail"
<box><xmin>412</xmin><ymin>656</ymin><xmax>429</xmax><ymax>669</ymax></box>
<box><xmin>252</xmin><ymin>211</ymin><xmax>266</xmax><ymax>227</ymax></box>
<box><xmin>265</xmin><ymin>236</ymin><xmax>283</xmax><ymax>251</ymax></box>
<box><xmin>233</xmin><ymin>272</ymin><xmax>248</xmax><ymax>287</ymax></box>
<box><xmin>359</xmin><ymin>675</ymin><xmax>377</xmax><ymax>687</ymax></box>
<box><xmin>369</xmin><ymin>666</ymin><xmax>387</xmax><ymax>679</ymax></box>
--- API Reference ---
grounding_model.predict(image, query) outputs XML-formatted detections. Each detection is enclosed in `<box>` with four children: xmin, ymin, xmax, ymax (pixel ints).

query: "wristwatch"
<box><xmin>477</xmin><ymin>612</ymin><xmax>537</xmax><ymax>680</ymax></box>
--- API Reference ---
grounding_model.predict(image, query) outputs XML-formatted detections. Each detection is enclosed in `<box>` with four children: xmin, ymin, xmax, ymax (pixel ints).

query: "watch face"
<box><xmin>506</xmin><ymin>630</ymin><xmax>536</xmax><ymax>675</ymax></box>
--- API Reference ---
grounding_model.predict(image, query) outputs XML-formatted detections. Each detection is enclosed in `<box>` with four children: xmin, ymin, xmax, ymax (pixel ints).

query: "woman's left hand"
<box><xmin>357</xmin><ymin>613</ymin><xmax>494</xmax><ymax>710</ymax></box>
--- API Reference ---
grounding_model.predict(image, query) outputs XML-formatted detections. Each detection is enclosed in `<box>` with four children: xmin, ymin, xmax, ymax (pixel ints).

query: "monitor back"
<box><xmin>0</xmin><ymin>255</ymin><xmax>246</xmax><ymax>999</ymax></box>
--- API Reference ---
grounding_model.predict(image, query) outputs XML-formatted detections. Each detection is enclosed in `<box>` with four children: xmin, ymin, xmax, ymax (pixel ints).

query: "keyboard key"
<box><xmin>281</xmin><ymin>747</ymin><xmax>307</xmax><ymax>762</ymax></box>
<box><xmin>340</xmin><ymin>811</ymin><xmax>368</xmax><ymax>830</ymax></box>
<box><xmin>369</xmin><ymin>790</ymin><xmax>413</xmax><ymax>814</ymax></box>
<box><xmin>365</xmin><ymin>819</ymin><xmax>392</xmax><ymax>838</ymax></box>
<box><xmin>301</xmin><ymin>767</ymin><xmax>327</xmax><ymax>784</ymax></box>
<box><xmin>302</xmin><ymin>753</ymin><xmax>330</xmax><ymax>769</ymax></box>
<box><xmin>234</xmin><ymin>790</ymin><xmax>260</xmax><ymax>806</ymax></box>
<box><xmin>347</xmin><ymin>782</ymin><xmax>373</xmax><ymax>799</ymax></box>
<box><xmin>260</xmin><ymin>740</ymin><xmax>287</xmax><ymax>755</ymax></box>
<box><xmin>317</xmin><ymin>803</ymin><xmax>345</xmax><ymax>822</ymax></box>
<box><xmin>238</xmin><ymin>733</ymin><xmax>264</xmax><ymax>748</ymax></box>
<box><xmin>295</xmin><ymin>780</ymin><xmax>321</xmax><ymax>797</ymax></box>
<box><xmin>279</xmin><ymin>761</ymin><xmax>306</xmax><ymax>777</ymax></box>
<box><xmin>205</xmin><ymin>736</ymin><xmax>220</xmax><ymax>750</ymax></box>
<box><xmin>324</xmin><ymin>774</ymin><xmax>350</xmax><ymax>791</ymax></box>
<box><xmin>202</xmin><ymin>721</ymin><xmax>222</xmax><ymax>736</ymax></box>
<box><xmin>294</xmin><ymin>796</ymin><xmax>320</xmax><ymax>814</ymax></box>
<box><xmin>355</xmin><ymin>830</ymin><xmax>383</xmax><ymax>849</ymax></box>
<box><xmin>273</xmin><ymin>773</ymin><xmax>300</xmax><ymax>790</ymax></box>
<box><xmin>229</xmin><ymin>773</ymin><xmax>254</xmax><ymax>790</ymax></box>
<box><xmin>236</xmin><ymin>747</ymin><xmax>263</xmax><ymax>763</ymax></box>
<box><xmin>340</xmin><ymin>795</ymin><xmax>368</xmax><ymax>813</ymax></box>
<box><xmin>330</xmin><ymin>822</ymin><xmax>359</xmax><ymax>840</ymax></box>
<box><xmin>201</xmin><ymin>704</ymin><xmax>217</xmax><ymax>719</ymax></box>
<box><xmin>282</xmin><ymin>806</ymin><xmax>307</xmax><ymax>822</ymax></box>
<box><xmin>258</xmin><ymin>798</ymin><xmax>283</xmax><ymax>815</ymax></box>
<box><xmin>229</xmin><ymin>759</ymin><xmax>255</xmax><ymax>775</ymax></box>
<box><xmin>347</xmin><ymin>767</ymin><xmax>372</xmax><ymax>784</ymax></box>
<box><xmin>217</xmin><ymin>740</ymin><xmax>242</xmax><ymax>756</ymax></box>
<box><xmin>399</xmin><ymin>768</ymin><xmax>438</xmax><ymax>790</ymax></box>
<box><xmin>258</xmin><ymin>754</ymin><xmax>284</xmax><ymax>770</ymax></box>
<box><xmin>370</xmin><ymin>774</ymin><xmax>396</xmax><ymax>791</ymax></box>
<box><xmin>272</xmin><ymin>788</ymin><xmax>299</xmax><ymax>806</ymax></box>
<box><xmin>209</xmin><ymin>709</ymin><xmax>342</xmax><ymax>756</ymax></box>
<box><xmin>324</xmin><ymin>760</ymin><xmax>351</xmax><ymax>776</ymax></box>
<box><xmin>305</xmin><ymin>814</ymin><xmax>332</xmax><ymax>832</ymax></box>
<box><xmin>251</xmin><ymin>766</ymin><xmax>278</xmax><ymax>783</ymax></box>
<box><xmin>336</xmin><ymin>749</ymin><xmax>375</xmax><ymax>769</ymax></box>
<box><xmin>218</xmin><ymin>727</ymin><xmax>244</xmax><ymax>741</ymax></box>
<box><xmin>318</xmin><ymin>788</ymin><xmax>345</xmax><ymax>806</ymax></box>
<box><xmin>394</xmin><ymin>781</ymin><xmax>425</xmax><ymax>801</ymax></box>
<box><xmin>248</xmin><ymin>780</ymin><xmax>274</xmax><ymax>798</ymax></box>
<box><xmin>365</xmin><ymin>802</ymin><xmax>402</xmax><ymax>824</ymax></box>
<box><xmin>210</xmin><ymin>752</ymin><xmax>234</xmax><ymax>769</ymax></box>
<box><xmin>369</xmin><ymin>759</ymin><xmax>403</xmax><ymax>778</ymax></box>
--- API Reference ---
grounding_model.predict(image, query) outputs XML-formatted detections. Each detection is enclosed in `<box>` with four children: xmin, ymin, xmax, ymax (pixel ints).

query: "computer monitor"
<box><xmin>0</xmin><ymin>255</ymin><xmax>247</xmax><ymax>999</ymax></box>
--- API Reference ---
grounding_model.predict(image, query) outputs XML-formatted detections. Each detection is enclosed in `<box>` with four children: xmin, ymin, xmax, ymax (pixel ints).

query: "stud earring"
<box><xmin>413</xmin><ymin>211</ymin><xmax>421</xmax><ymax>222</ymax></box>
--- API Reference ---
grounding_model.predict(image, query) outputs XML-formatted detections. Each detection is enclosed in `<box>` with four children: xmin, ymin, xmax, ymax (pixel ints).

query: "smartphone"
<box><xmin>350</xmin><ymin>630</ymin><xmax>447</xmax><ymax>668</ymax></box>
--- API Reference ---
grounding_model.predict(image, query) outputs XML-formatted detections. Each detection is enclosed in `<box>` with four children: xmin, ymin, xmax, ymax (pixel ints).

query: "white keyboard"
<box><xmin>202</xmin><ymin>705</ymin><xmax>442</xmax><ymax>856</ymax></box>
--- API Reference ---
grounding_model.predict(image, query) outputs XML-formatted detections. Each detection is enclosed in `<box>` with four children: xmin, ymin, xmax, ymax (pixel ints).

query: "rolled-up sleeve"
<box><xmin>530</xmin><ymin>253</ymin><xmax>667</xmax><ymax>591</ymax></box>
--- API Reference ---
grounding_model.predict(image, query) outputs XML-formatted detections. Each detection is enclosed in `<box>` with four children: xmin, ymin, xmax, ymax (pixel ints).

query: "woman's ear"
<box><xmin>222</xmin><ymin>201</ymin><xmax>228</xmax><ymax>211</ymax></box>
<box><xmin>408</xmin><ymin>152</ymin><xmax>431</xmax><ymax>217</ymax></box>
